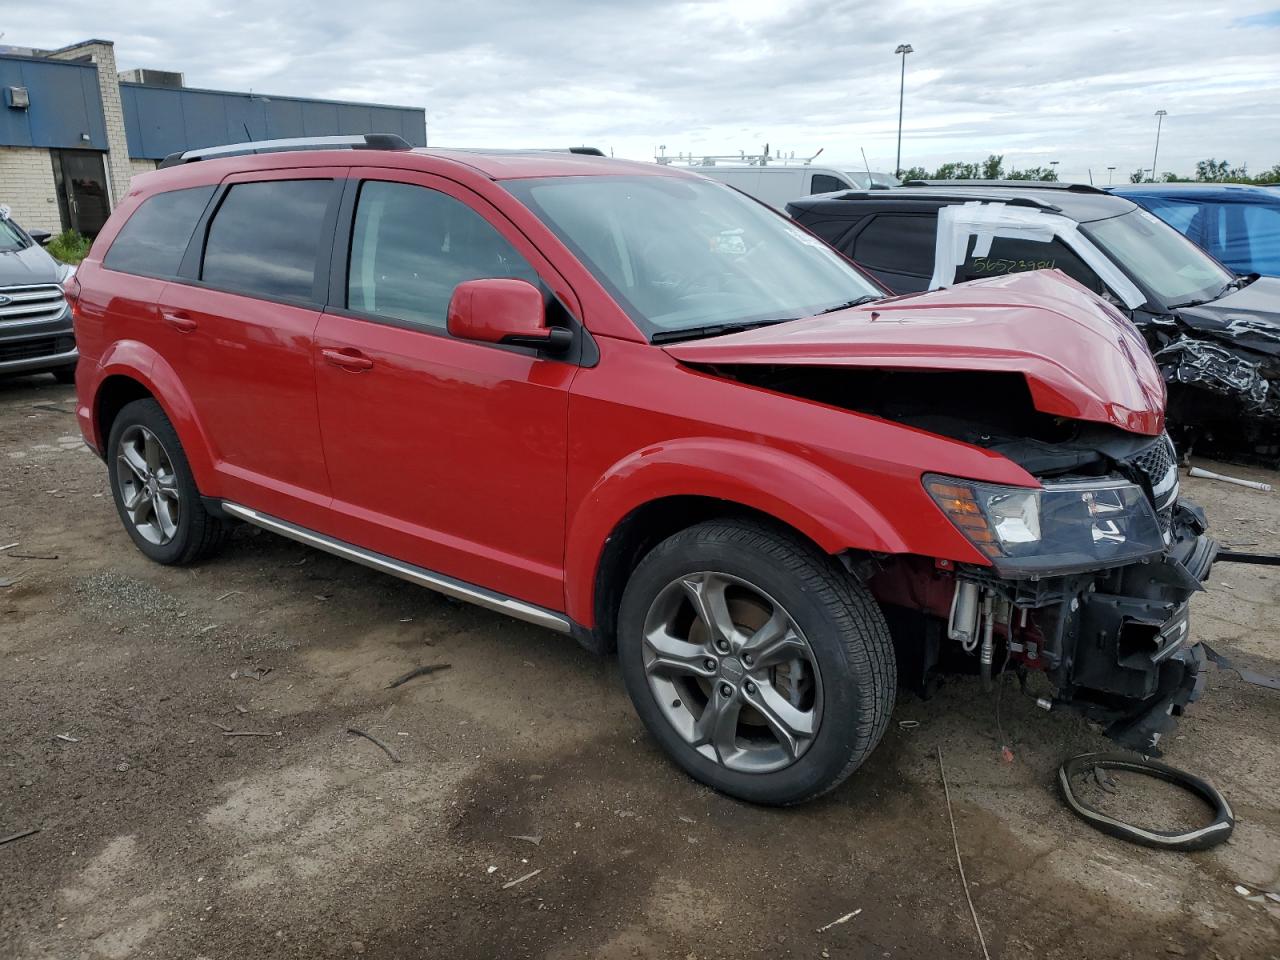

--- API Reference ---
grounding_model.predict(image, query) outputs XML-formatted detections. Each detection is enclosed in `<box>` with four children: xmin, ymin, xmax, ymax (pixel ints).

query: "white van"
<box><xmin>689</xmin><ymin>166</ymin><xmax>899</xmax><ymax>210</ymax></box>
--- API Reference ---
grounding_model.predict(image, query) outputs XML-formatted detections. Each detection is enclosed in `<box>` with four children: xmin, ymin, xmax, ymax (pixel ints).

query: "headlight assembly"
<box><xmin>925</xmin><ymin>474</ymin><xmax>1165</xmax><ymax>577</ymax></box>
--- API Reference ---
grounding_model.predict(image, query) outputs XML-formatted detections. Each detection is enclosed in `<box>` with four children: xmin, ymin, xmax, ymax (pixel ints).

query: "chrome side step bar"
<box><xmin>221</xmin><ymin>502</ymin><xmax>573</xmax><ymax>635</ymax></box>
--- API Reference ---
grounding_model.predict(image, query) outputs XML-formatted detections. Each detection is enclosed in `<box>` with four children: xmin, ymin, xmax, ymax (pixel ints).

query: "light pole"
<box><xmin>1150</xmin><ymin>110</ymin><xmax>1167</xmax><ymax>182</ymax></box>
<box><xmin>1049</xmin><ymin>160</ymin><xmax>1060</xmax><ymax>180</ymax></box>
<box><xmin>894</xmin><ymin>43</ymin><xmax>913</xmax><ymax>177</ymax></box>
<box><xmin>1107</xmin><ymin>165</ymin><xmax>1116</xmax><ymax>185</ymax></box>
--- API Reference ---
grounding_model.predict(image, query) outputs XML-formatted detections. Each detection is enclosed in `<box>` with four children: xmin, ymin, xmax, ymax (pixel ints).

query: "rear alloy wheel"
<box><xmin>618</xmin><ymin>520</ymin><xmax>896</xmax><ymax>805</ymax></box>
<box><xmin>107</xmin><ymin>399</ymin><xmax>226</xmax><ymax>565</ymax></box>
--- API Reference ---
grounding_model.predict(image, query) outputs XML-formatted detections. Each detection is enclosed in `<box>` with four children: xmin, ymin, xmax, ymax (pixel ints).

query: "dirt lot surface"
<box><xmin>2</xmin><ymin>375</ymin><xmax>1278</xmax><ymax>960</ymax></box>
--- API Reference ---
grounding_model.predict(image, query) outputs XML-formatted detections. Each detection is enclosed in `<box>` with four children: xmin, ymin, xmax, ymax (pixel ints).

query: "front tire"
<box><xmin>617</xmin><ymin>519</ymin><xmax>896</xmax><ymax>805</ymax></box>
<box><xmin>106</xmin><ymin>398</ymin><xmax>226</xmax><ymax>565</ymax></box>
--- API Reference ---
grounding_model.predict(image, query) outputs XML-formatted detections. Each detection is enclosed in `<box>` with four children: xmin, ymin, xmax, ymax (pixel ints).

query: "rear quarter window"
<box><xmin>103</xmin><ymin>186</ymin><xmax>216</xmax><ymax>278</ymax></box>
<box><xmin>853</xmin><ymin>214</ymin><xmax>937</xmax><ymax>276</ymax></box>
<box><xmin>201</xmin><ymin>179</ymin><xmax>334</xmax><ymax>302</ymax></box>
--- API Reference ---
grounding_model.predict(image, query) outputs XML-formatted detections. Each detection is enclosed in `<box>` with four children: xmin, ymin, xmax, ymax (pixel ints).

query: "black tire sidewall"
<box><xmin>618</xmin><ymin>525</ymin><xmax>884</xmax><ymax>805</ymax></box>
<box><xmin>106</xmin><ymin>399</ymin><xmax>204</xmax><ymax>565</ymax></box>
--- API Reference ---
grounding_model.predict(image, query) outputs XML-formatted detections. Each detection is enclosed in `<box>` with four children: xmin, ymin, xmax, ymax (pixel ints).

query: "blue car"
<box><xmin>1111</xmin><ymin>183</ymin><xmax>1280</xmax><ymax>278</ymax></box>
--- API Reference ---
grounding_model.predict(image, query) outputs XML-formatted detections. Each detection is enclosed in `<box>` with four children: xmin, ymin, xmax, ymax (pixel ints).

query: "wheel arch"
<box><xmin>93</xmin><ymin>345</ymin><xmax>218</xmax><ymax>491</ymax></box>
<box><xmin>565</xmin><ymin>438</ymin><xmax>907</xmax><ymax>650</ymax></box>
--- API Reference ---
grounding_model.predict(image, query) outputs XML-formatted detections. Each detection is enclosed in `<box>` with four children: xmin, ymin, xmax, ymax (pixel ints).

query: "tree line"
<box><xmin>897</xmin><ymin>155</ymin><xmax>1280</xmax><ymax>185</ymax></box>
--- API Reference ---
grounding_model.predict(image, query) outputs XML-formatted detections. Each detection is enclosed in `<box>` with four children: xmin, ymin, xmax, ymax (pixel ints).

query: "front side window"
<box><xmin>347</xmin><ymin>180</ymin><xmax>538</xmax><ymax>330</ymax></box>
<box><xmin>1083</xmin><ymin>209</ymin><xmax>1233</xmax><ymax>308</ymax></box>
<box><xmin>504</xmin><ymin>175</ymin><xmax>883</xmax><ymax>338</ymax></box>
<box><xmin>105</xmin><ymin>186</ymin><xmax>215</xmax><ymax>278</ymax></box>
<box><xmin>202</xmin><ymin>179</ymin><xmax>333</xmax><ymax>301</ymax></box>
<box><xmin>1237</xmin><ymin>204</ymin><xmax>1280</xmax><ymax>275</ymax></box>
<box><xmin>810</xmin><ymin>174</ymin><xmax>849</xmax><ymax>194</ymax></box>
<box><xmin>956</xmin><ymin>234</ymin><xmax>1102</xmax><ymax>292</ymax></box>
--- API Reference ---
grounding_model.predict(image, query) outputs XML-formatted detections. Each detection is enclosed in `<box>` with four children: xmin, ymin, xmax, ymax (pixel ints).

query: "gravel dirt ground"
<box><xmin>1</xmin><ymin>374</ymin><xmax>1278</xmax><ymax>960</ymax></box>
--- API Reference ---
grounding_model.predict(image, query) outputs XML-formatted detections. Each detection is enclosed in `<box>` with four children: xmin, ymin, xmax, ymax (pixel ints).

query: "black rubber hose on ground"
<box><xmin>1057</xmin><ymin>753</ymin><xmax>1234</xmax><ymax>852</ymax></box>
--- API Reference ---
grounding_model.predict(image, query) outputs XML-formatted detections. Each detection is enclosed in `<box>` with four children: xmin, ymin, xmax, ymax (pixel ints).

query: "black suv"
<box><xmin>788</xmin><ymin>181</ymin><xmax>1280</xmax><ymax>462</ymax></box>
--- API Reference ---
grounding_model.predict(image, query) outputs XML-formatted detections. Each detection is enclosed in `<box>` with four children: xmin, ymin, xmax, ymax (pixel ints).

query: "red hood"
<box><xmin>664</xmin><ymin>270</ymin><xmax>1166</xmax><ymax>436</ymax></box>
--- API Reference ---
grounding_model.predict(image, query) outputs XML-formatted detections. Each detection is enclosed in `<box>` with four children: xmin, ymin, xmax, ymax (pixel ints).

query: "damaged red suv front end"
<box><xmin>667</xmin><ymin>269</ymin><xmax>1216</xmax><ymax>752</ymax></box>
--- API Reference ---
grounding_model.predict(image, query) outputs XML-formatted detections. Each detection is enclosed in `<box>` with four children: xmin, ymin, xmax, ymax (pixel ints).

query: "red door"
<box><xmin>155</xmin><ymin>170</ymin><xmax>345</xmax><ymax>529</ymax></box>
<box><xmin>313</xmin><ymin>173</ymin><xmax>580</xmax><ymax>610</ymax></box>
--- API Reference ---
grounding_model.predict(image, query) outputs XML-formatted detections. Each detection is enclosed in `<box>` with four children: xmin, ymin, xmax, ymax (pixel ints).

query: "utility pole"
<box><xmin>894</xmin><ymin>44</ymin><xmax>913</xmax><ymax>177</ymax></box>
<box><xmin>1151</xmin><ymin>110</ymin><xmax>1167</xmax><ymax>182</ymax></box>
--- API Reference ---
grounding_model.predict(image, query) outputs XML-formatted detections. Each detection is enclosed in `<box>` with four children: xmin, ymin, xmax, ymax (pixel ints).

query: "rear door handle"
<box><xmin>161</xmin><ymin>309</ymin><xmax>197</xmax><ymax>333</ymax></box>
<box><xmin>321</xmin><ymin>348</ymin><xmax>374</xmax><ymax>372</ymax></box>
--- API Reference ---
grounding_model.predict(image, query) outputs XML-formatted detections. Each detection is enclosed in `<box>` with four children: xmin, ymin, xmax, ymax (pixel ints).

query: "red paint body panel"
<box><xmin>665</xmin><ymin>270</ymin><xmax>1167</xmax><ymax>436</ymax></box>
<box><xmin>75</xmin><ymin>147</ymin><xmax>1170</xmax><ymax>635</ymax></box>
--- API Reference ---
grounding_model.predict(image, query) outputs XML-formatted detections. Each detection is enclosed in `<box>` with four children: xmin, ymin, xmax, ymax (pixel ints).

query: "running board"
<box><xmin>220</xmin><ymin>502</ymin><xmax>573</xmax><ymax>635</ymax></box>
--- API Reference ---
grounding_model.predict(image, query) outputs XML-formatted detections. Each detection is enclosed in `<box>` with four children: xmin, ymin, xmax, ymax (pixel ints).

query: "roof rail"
<box><xmin>902</xmin><ymin>179</ymin><xmax>1106</xmax><ymax>194</ymax></box>
<box><xmin>158</xmin><ymin>133</ymin><xmax>412</xmax><ymax>168</ymax></box>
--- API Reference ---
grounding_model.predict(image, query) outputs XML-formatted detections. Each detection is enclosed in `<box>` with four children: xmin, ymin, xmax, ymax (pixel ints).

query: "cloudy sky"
<box><xmin>5</xmin><ymin>1</ymin><xmax>1279</xmax><ymax>182</ymax></box>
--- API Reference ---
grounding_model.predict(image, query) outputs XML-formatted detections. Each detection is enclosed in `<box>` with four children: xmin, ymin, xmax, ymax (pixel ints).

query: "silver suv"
<box><xmin>0</xmin><ymin>206</ymin><xmax>77</xmax><ymax>382</ymax></box>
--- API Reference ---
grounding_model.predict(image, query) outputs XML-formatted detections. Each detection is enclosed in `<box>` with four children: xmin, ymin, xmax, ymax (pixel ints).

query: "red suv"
<box><xmin>68</xmin><ymin>136</ymin><xmax>1215</xmax><ymax>804</ymax></box>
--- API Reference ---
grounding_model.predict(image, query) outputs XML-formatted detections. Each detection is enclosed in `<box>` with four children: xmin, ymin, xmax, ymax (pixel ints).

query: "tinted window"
<box><xmin>348</xmin><ymin>180</ymin><xmax>539</xmax><ymax>330</ymax></box>
<box><xmin>202</xmin><ymin>180</ymin><xmax>332</xmax><ymax>301</ymax></box>
<box><xmin>104</xmin><ymin>186</ymin><xmax>215</xmax><ymax>277</ymax></box>
<box><xmin>803</xmin><ymin>217</ymin><xmax>859</xmax><ymax>247</ymax></box>
<box><xmin>810</xmin><ymin>174</ymin><xmax>849</xmax><ymax>194</ymax></box>
<box><xmin>956</xmin><ymin>234</ymin><xmax>1102</xmax><ymax>292</ymax></box>
<box><xmin>1238</xmin><ymin>205</ymin><xmax>1280</xmax><ymax>275</ymax></box>
<box><xmin>853</xmin><ymin>215</ymin><xmax>937</xmax><ymax>276</ymax></box>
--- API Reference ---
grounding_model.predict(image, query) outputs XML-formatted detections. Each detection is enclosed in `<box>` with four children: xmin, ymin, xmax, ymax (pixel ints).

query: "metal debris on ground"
<box><xmin>53</xmin><ymin>733</ymin><xmax>79</xmax><ymax>743</ymax></box>
<box><xmin>502</xmin><ymin>868</ymin><xmax>543</xmax><ymax>889</ymax></box>
<box><xmin>509</xmin><ymin>835</ymin><xmax>542</xmax><ymax>845</ymax></box>
<box><xmin>1189</xmin><ymin>467</ymin><xmax>1273</xmax><ymax>492</ymax></box>
<box><xmin>937</xmin><ymin>746</ymin><xmax>992</xmax><ymax>960</ymax></box>
<box><xmin>0</xmin><ymin>542</ymin><xmax>19</xmax><ymax>552</ymax></box>
<box><xmin>1202</xmin><ymin>642</ymin><xmax>1280</xmax><ymax>691</ymax></box>
<box><xmin>346</xmin><ymin>726</ymin><xmax>401</xmax><ymax>763</ymax></box>
<box><xmin>385</xmin><ymin>663</ymin><xmax>452</xmax><ymax>689</ymax></box>
<box><xmin>816</xmin><ymin>908</ymin><xmax>862</xmax><ymax>933</ymax></box>
<box><xmin>0</xmin><ymin>827</ymin><xmax>40</xmax><ymax>846</ymax></box>
<box><xmin>898</xmin><ymin>720</ymin><xmax>920</xmax><ymax>730</ymax></box>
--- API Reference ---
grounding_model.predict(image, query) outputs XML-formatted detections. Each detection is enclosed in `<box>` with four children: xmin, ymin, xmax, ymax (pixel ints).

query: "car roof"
<box><xmin>788</xmin><ymin>181</ymin><xmax>1137</xmax><ymax>223</ymax></box>
<box><xmin>1110</xmin><ymin>182</ymin><xmax>1280</xmax><ymax>202</ymax></box>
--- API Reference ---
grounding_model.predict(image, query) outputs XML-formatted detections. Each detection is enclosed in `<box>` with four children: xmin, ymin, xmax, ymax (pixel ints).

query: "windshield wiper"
<box><xmin>650</xmin><ymin>318</ymin><xmax>795</xmax><ymax>345</ymax></box>
<box><xmin>814</xmin><ymin>295</ymin><xmax>882</xmax><ymax>315</ymax></box>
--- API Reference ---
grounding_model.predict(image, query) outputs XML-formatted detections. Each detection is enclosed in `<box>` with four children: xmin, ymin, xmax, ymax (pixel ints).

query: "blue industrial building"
<box><xmin>0</xmin><ymin>38</ymin><xmax>426</xmax><ymax>236</ymax></box>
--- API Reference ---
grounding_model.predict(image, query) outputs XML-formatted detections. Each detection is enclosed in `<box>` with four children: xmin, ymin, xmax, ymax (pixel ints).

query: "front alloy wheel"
<box><xmin>642</xmin><ymin>571</ymin><xmax>822</xmax><ymax>774</ymax></box>
<box><xmin>618</xmin><ymin>520</ymin><xmax>896</xmax><ymax>806</ymax></box>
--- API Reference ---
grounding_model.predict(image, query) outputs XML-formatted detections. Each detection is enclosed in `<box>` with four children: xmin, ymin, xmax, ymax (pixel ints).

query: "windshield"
<box><xmin>1083</xmin><ymin>209</ymin><xmax>1233</xmax><ymax>308</ymax></box>
<box><xmin>504</xmin><ymin>175</ymin><xmax>883</xmax><ymax>338</ymax></box>
<box><xmin>0</xmin><ymin>218</ymin><xmax>28</xmax><ymax>253</ymax></box>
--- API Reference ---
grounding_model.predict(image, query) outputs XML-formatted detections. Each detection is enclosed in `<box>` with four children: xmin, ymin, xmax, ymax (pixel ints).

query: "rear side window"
<box><xmin>104</xmin><ymin>186</ymin><xmax>215</xmax><ymax>278</ymax></box>
<box><xmin>810</xmin><ymin>174</ymin><xmax>849</xmax><ymax>194</ymax></box>
<box><xmin>957</xmin><ymin>234</ymin><xmax>1102</xmax><ymax>293</ymax></box>
<box><xmin>201</xmin><ymin>180</ymin><xmax>333</xmax><ymax>301</ymax></box>
<box><xmin>347</xmin><ymin>180</ymin><xmax>538</xmax><ymax>330</ymax></box>
<box><xmin>853</xmin><ymin>214</ymin><xmax>937</xmax><ymax>276</ymax></box>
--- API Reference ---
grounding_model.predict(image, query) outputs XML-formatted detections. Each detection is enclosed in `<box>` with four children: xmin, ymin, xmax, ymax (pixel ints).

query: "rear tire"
<box><xmin>106</xmin><ymin>398</ymin><xmax>226</xmax><ymax>565</ymax></box>
<box><xmin>617</xmin><ymin>519</ymin><xmax>896</xmax><ymax>805</ymax></box>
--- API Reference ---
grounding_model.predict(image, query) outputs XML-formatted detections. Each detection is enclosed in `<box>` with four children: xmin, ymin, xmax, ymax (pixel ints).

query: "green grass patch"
<box><xmin>46</xmin><ymin>229</ymin><xmax>91</xmax><ymax>265</ymax></box>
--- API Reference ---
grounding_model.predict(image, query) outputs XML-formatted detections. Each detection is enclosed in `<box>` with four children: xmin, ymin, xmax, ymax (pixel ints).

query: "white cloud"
<box><xmin>4</xmin><ymin>0</ymin><xmax>1278</xmax><ymax>181</ymax></box>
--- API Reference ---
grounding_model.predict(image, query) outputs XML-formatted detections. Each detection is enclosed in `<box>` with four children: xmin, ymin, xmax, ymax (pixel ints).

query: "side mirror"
<box><xmin>29</xmin><ymin>229</ymin><xmax>51</xmax><ymax>246</ymax></box>
<box><xmin>447</xmin><ymin>278</ymin><xmax>572</xmax><ymax>351</ymax></box>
